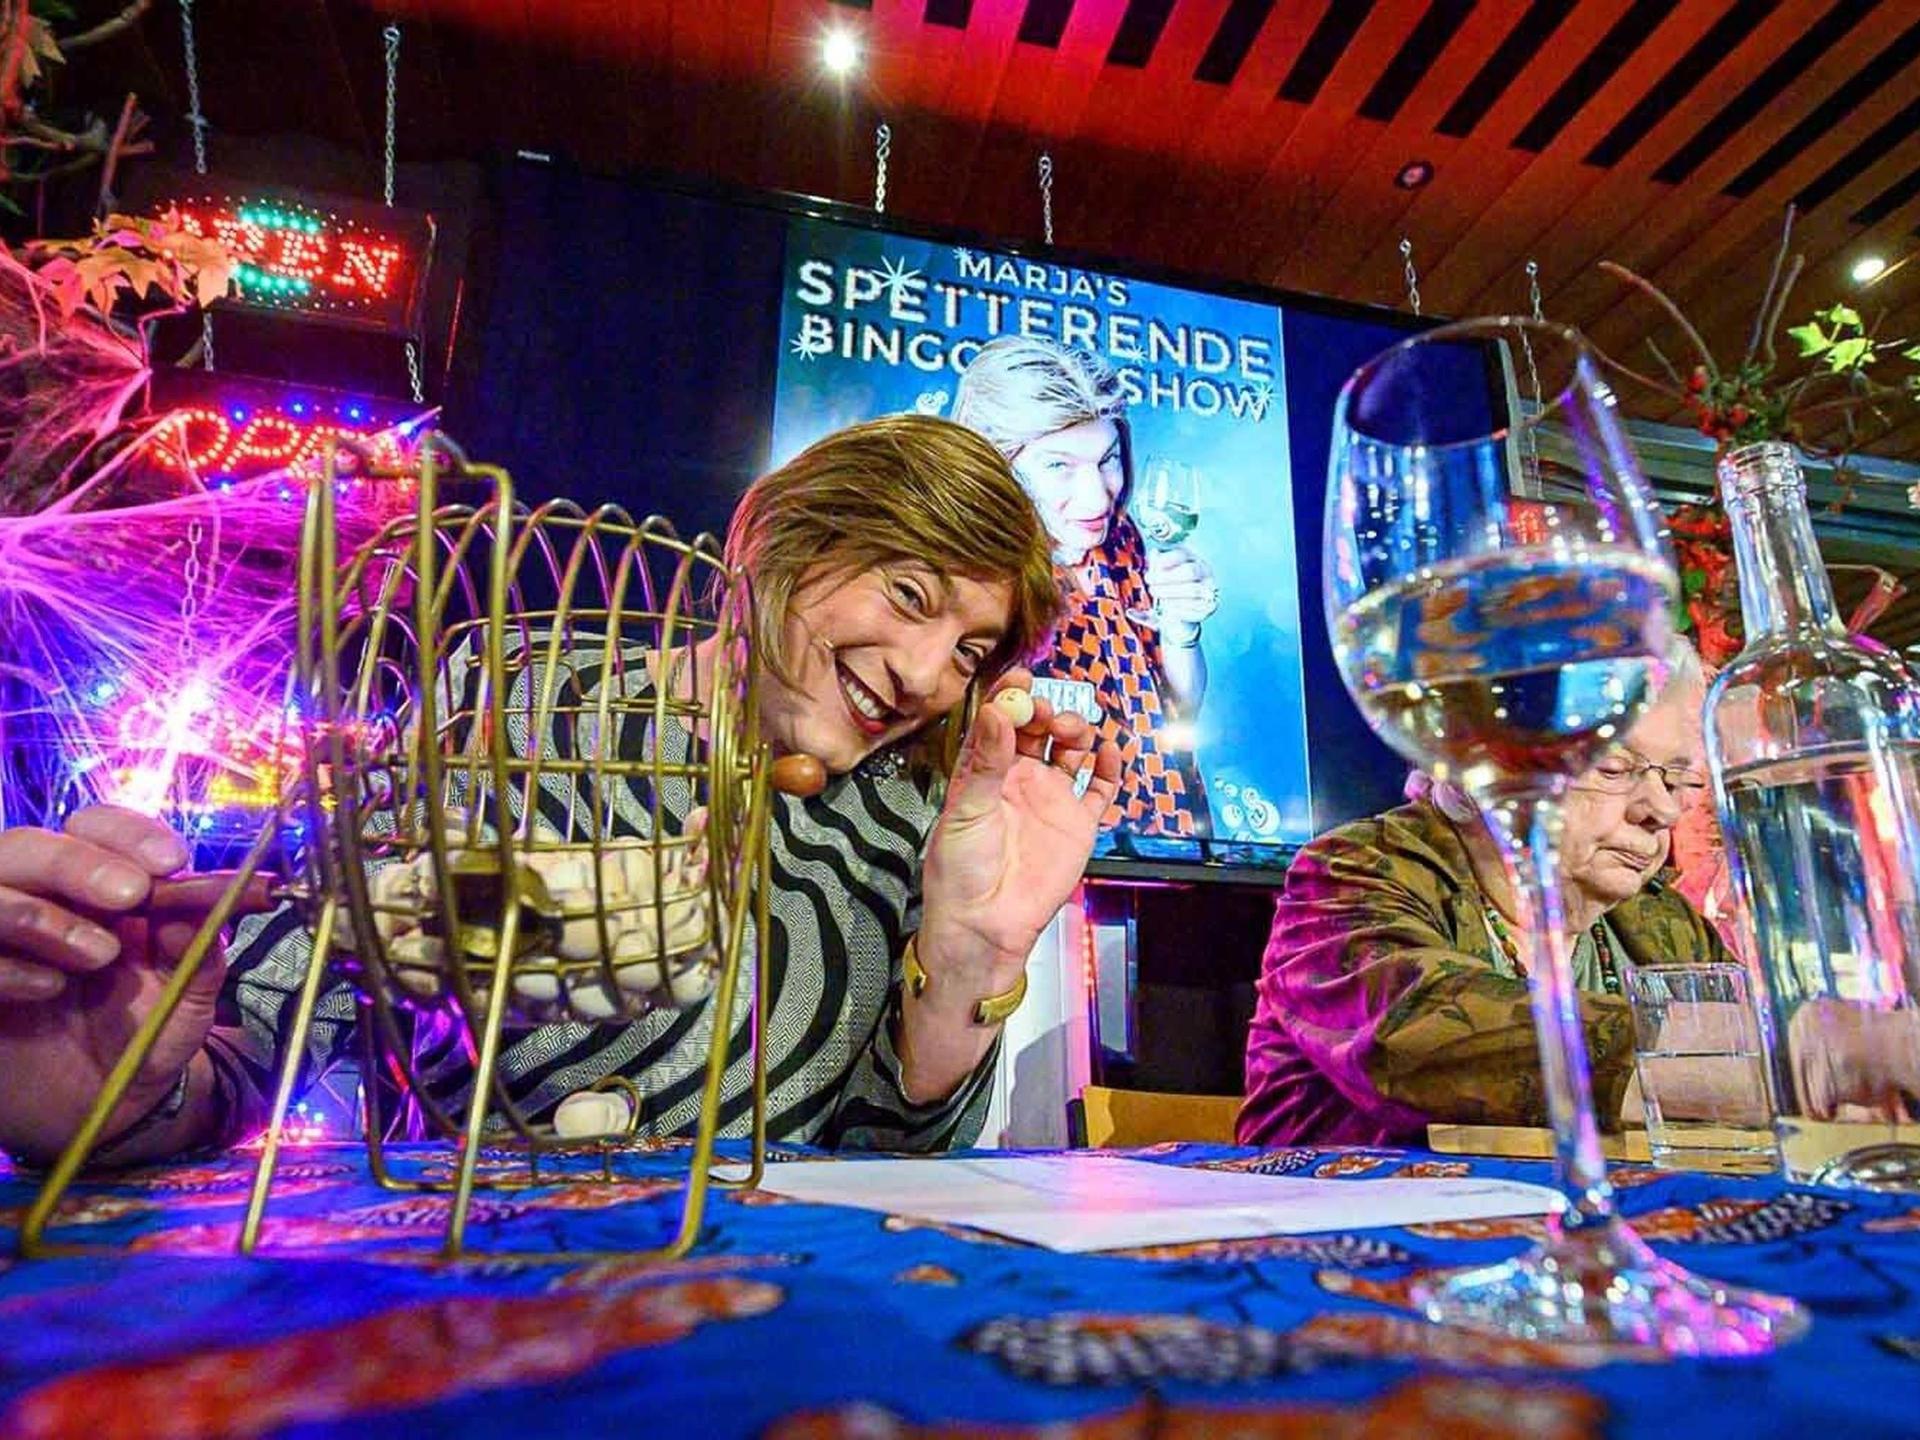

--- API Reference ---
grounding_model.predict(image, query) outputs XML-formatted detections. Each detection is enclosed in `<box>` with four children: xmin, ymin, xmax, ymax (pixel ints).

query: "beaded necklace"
<box><xmin>1479</xmin><ymin>898</ymin><xmax>1626</xmax><ymax>997</ymax></box>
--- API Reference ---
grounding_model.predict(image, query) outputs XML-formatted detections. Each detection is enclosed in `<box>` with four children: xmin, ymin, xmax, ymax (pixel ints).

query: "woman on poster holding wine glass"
<box><xmin>953</xmin><ymin>336</ymin><xmax>1215</xmax><ymax>840</ymax></box>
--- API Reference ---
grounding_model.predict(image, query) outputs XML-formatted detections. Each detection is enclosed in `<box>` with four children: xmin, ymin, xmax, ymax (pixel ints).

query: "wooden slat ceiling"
<box><xmin>62</xmin><ymin>4</ymin><xmax>1920</xmax><ymax>499</ymax></box>
<box><xmin>67</xmin><ymin>2</ymin><xmax>1920</xmax><ymax>459</ymax></box>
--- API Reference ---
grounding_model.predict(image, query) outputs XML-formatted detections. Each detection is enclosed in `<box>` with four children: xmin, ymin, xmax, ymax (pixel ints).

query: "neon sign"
<box><xmin>172</xmin><ymin>187</ymin><xmax>434</xmax><ymax>333</ymax></box>
<box><xmin>139</xmin><ymin>374</ymin><xmax>434</xmax><ymax>496</ymax></box>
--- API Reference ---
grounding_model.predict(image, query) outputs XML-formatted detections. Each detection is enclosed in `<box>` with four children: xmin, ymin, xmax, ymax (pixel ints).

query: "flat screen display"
<box><xmin>451</xmin><ymin>162</ymin><xmax>1496</xmax><ymax>878</ymax></box>
<box><xmin>771</xmin><ymin>214</ymin><xmax>1316</xmax><ymax>862</ymax></box>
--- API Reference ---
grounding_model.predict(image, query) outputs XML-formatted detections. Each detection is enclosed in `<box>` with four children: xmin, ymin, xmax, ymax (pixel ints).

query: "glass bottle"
<box><xmin>1705</xmin><ymin>441</ymin><xmax>1920</xmax><ymax>1189</ymax></box>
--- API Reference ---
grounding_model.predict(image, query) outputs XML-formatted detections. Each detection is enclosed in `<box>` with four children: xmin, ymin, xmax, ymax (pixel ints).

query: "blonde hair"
<box><xmin>951</xmin><ymin>336</ymin><xmax>1133</xmax><ymax>498</ymax></box>
<box><xmin>726</xmin><ymin>414</ymin><xmax>1059</xmax><ymax>769</ymax></box>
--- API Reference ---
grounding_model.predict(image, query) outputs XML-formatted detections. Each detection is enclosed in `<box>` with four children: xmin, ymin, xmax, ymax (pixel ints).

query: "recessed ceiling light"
<box><xmin>1394</xmin><ymin>159</ymin><xmax>1435</xmax><ymax>191</ymax></box>
<box><xmin>821</xmin><ymin>29</ymin><xmax>860</xmax><ymax>76</ymax></box>
<box><xmin>1851</xmin><ymin>254</ymin><xmax>1888</xmax><ymax>284</ymax></box>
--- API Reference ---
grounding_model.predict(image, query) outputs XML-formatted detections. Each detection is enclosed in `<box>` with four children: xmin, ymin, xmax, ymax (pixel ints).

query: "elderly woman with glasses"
<box><xmin>1239</xmin><ymin>641</ymin><xmax>1730</xmax><ymax>1147</ymax></box>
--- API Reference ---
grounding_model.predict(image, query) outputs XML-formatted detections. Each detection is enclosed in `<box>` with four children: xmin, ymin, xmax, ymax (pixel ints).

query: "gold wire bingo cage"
<box><xmin>22</xmin><ymin>435</ymin><xmax>824</xmax><ymax>1262</ymax></box>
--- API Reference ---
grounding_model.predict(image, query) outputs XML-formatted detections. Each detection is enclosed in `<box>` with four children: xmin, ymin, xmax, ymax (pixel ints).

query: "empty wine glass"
<box><xmin>1326</xmin><ymin>316</ymin><xmax>1807</xmax><ymax>1354</ymax></box>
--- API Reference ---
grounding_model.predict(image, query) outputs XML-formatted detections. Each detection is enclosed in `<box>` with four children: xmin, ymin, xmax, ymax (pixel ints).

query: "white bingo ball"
<box><xmin>660</xmin><ymin>893</ymin><xmax>710</xmax><ymax>955</ymax></box>
<box><xmin>565</xmin><ymin>977</ymin><xmax>625</xmax><ymax>1022</ymax></box>
<box><xmin>526</xmin><ymin>852</ymin><xmax>601</xmax><ymax>960</ymax></box>
<box><xmin>367</xmin><ymin>861</ymin><xmax>427</xmax><ymax>946</ymax></box>
<box><xmin>610</xmin><ymin>927</ymin><xmax>668</xmax><ymax>993</ymax></box>
<box><xmin>387</xmin><ymin>930</ymin><xmax>447</xmax><ymax>1000</ymax></box>
<box><xmin>554</xmin><ymin>1089</ymin><xmax>633</xmax><ymax>1140</ymax></box>
<box><xmin>664</xmin><ymin>952</ymin><xmax>719</xmax><ymax>1007</ymax></box>
<box><xmin>511</xmin><ymin>968</ymin><xmax>563</xmax><ymax>1006</ymax></box>
<box><xmin>991</xmin><ymin>687</ymin><xmax>1035</xmax><ymax>727</ymax></box>
<box><xmin>596</xmin><ymin>846</ymin><xmax>652</xmax><ymax>934</ymax></box>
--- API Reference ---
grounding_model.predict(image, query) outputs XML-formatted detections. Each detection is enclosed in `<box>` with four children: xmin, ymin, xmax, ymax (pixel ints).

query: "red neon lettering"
<box><xmin>332</xmin><ymin>240</ymin><xmax>402</xmax><ymax>297</ymax></box>
<box><xmin>148</xmin><ymin>406</ymin><xmax>400</xmax><ymax>479</ymax></box>
<box><xmin>210</xmin><ymin>215</ymin><xmax>271</xmax><ymax>265</ymax></box>
<box><xmin>269</xmin><ymin>229</ymin><xmax>329</xmax><ymax>283</ymax></box>
<box><xmin>293</xmin><ymin>425</ymin><xmax>346</xmax><ymax>469</ymax></box>
<box><xmin>231</xmin><ymin>414</ymin><xmax>307</xmax><ymax>466</ymax></box>
<box><xmin>171</xmin><ymin>202</ymin><xmax>414</xmax><ymax>314</ymax></box>
<box><xmin>152</xmin><ymin>408</ymin><xmax>232</xmax><ymax>472</ymax></box>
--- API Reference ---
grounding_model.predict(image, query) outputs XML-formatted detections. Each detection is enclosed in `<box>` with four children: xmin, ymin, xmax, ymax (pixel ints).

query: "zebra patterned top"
<box><xmin>207</xmin><ymin>646</ymin><xmax>997</xmax><ymax>1153</ymax></box>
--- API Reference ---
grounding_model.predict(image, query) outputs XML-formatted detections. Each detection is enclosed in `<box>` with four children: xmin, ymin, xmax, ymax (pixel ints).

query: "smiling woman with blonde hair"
<box><xmin>0</xmin><ymin>415</ymin><xmax>1123</xmax><ymax>1167</ymax></box>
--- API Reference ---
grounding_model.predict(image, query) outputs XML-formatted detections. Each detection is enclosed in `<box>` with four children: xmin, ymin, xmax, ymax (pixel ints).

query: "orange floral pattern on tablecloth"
<box><xmin>1196</xmin><ymin>1148</ymin><xmax>1324</xmax><ymax>1176</ymax></box>
<box><xmin>1604</xmin><ymin>1168</ymin><xmax>1671</xmax><ymax>1189</ymax></box>
<box><xmin>1623</xmin><ymin>1193</ymin><xmax>1850</xmax><ymax>1244</ymax></box>
<box><xmin>128</xmin><ymin>1178</ymin><xmax>682</xmax><ymax>1254</ymax></box>
<box><xmin>881</xmin><ymin>1214</ymin><xmax>1022</xmax><ymax>1247</ymax></box>
<box><xmin>1409</xmin><ymin>1214</ymin><xmax>1551</xmax><ymax>1242</ymax></box>
<box><xmin>764</xmin><ymin>1375</ymin><xmax>1604</xmax><ymax>1439</ymax></box>
<box><xmin>1863</xmin><ymin>1207</ymin><xmax>1920</xmax><ymax>1233</ymax></box>
<box><xmin>548</xmin><ymin>1252</ymin><xmax>805</xmax><ymax>1291</ymax></box>
<box><xmin>1307</xmin><ymin>1273</ymin><xmax>1661</xmax><ymax>1370</ymax></box>
<box><xmin>4</xmin><ymin>1179</ymin><xmax>346</xmax><ymax>1235</ymax></box>
<box><xmin>0</xmin><ymin>1193</ymin><xmax>158</xmax><ymax>1229</ymax></box>
<box><xmin>895</xmin><ymin>1263</ymin><xmax>959</xmax><ymax>1285</ymax></box>
<box><xmin>3</xmin><ymin>1276</ymin><xmax>783</xmax><ymax>1440</ymax></box>
<box><xmin>1406</xmin><ymin>1193</ymin><xmax>1850</xmax><ymax>1246</ymax></box>
<box><xmin>113</xmin><ymin>1159</ymin><xmax>355</xmax><ymax>1192</ymax></box>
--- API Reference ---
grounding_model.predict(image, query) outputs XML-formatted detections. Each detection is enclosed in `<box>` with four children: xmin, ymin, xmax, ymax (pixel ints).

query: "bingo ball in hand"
<box><xmin>991</xmin><ymin>687</ymin><xmax>1035</xmax><ymax>727</ymax></box>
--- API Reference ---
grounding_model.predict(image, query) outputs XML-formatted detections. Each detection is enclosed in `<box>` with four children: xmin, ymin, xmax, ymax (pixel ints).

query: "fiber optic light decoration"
<box><xmin>139</xmin><ymin>372</ymin><xmax>437</xmax><ymax>498</ymax></box>
<box><xmin>171</xmin><ymin>185</ymin><xmax>435</xmax><ymax>333</ymax></box>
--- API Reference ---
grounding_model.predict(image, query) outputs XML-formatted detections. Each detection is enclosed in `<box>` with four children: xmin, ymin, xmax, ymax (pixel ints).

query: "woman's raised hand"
<box><xmin>916</xmin><ymin>670</ymin><xmax>1121</xmax><ymax>997</ymax></box>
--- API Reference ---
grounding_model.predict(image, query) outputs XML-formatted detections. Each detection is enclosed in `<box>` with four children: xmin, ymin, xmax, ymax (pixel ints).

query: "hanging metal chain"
<box><xmin>1518</xmin><ymin>261</ymin><xmax>1546</xmax><ymax>406</ymax></box>
<box><xmin>180</xmin><ymin>0</ymin><xmax>213</xmax><ymax>368</ymax></box>
<box><xmin>382</xmin><ymin>24</ymin><xmax>401</xmax><ymax>206</ymax></box>
<box><xmin>1038</xmin><ymin>152</ymin><xmax>1055</xmax><ymax>246</ymax></box>
<box><xmin>873</xmin><ymin>122</ymin><xmax>891</xmax><ymax>214</ymax></box>
<box><xmin>179</xmin><ymin>518</ymin><xmax>205</xmax><ymax>666</ymax></box>
<box><xmin>1517</xmin><ymin>260</ymin><xmax>1545</xmax><ymax>496</ymax></box>
<box><xmin>382</xmin><ymin>23</ymin><xmax>422</xmax><ymax>401</ymax></box>
<box><xmin>179</xmin><ymin>0</ymin><xmax>208</xmax><ymax>176</ymax></box>
<box><xmin>1399</xmin><ymin>237</ymin><xmax>1421</xmax><ymax>317</ymax></box>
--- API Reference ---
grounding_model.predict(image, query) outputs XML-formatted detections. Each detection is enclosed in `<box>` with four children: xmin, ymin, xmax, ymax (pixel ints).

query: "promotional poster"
<box><xmin>771</xmin><ymin>215</ymin><xmax>1314</xmax><ymax>857</ymax></box>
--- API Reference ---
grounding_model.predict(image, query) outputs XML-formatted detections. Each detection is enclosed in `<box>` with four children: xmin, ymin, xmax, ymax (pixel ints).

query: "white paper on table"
<box><xmin>717</xmin><ymin>1153</ymin><xmax>1564</xmax><ymax>1253</ymax></box>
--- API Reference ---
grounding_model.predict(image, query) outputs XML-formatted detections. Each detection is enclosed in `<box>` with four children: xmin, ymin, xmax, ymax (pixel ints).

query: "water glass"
<box><xmin>1625</xmin><ymin>964</ymin><xmax>1778</xmax><ymax>1175</ymax></box>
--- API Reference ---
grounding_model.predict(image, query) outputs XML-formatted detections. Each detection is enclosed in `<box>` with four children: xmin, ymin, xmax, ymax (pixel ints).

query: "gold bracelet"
<box><xmin>901</xmin><ymin>935</ymin><xmax>1028</xmax><ymax>1027</ymax></box>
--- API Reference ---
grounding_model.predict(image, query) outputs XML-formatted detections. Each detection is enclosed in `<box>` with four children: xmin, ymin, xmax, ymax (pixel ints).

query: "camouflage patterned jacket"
<box><xmin>1238</xmin><ymin>800</ymin><xmax>1731</xmax><ymax>1147</ymax></box>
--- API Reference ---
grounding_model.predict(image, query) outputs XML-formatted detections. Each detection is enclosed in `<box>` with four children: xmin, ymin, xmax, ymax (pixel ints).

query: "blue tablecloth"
<box><xmin>2</xmin><ymin>1141</ymin><xmax>1917</xmax><ymax>1438</ymax></box>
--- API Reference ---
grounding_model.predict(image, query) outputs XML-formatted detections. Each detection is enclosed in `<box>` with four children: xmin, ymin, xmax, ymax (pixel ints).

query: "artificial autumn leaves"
<box><xmin>26</xmin><ymin>208</ymin><xmax>232</xmax><ymax>323</ymax></box>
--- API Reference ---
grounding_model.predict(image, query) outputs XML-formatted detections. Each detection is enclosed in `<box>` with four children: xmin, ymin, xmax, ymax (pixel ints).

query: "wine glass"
<box><xmin>1134</xmin><ymin>456</ymin><xmax>1201</xmax><ymax>551</ymax></box>
<box><xmin>1326</xmin><ymin>317</ymin><xmax>1807</xmax><ymax>1354</ymax></box>
<box><xmin>1128</xmin><ymin>456</ymin><xmax>1201</xmax><ymax>630</ymax></box>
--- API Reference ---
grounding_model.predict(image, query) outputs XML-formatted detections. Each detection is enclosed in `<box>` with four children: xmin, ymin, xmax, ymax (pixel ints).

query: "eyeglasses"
<box><xmin>1578</xmin><ymin>751</ymin><xmax>1710</xmax><ymax>798</ymax></box>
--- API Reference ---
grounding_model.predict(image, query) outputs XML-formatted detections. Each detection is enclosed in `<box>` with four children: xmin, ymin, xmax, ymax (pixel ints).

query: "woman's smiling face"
<box><xmin>757</xmin><ymin>563</ymin><xmax>1015</xmax><ymax>772</ymax></box>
